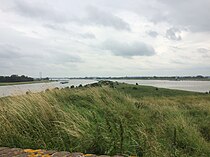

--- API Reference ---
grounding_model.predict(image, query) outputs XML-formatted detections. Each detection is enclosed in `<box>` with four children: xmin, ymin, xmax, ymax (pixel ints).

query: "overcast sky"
<box><xmin>0</xmin><ymin>0</ymin><xmax>210</xmax><ymax>77</ymax></box>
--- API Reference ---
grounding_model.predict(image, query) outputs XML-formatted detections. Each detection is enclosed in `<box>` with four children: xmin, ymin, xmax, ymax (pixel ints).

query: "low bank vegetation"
<box><xmin>0</xmin><ymin>81</ymin><xmax>210</xmax><ymax>156</ymax></box>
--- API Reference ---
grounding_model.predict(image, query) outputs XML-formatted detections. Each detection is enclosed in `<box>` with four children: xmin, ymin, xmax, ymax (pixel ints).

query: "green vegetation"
<box><xmin>114</xmin><ymin>82</ymin><xmax>203</xmax><ymax>98</ymax></box>
<box><xmin>0</xmin><ymin>75</ymin><xmax>34</xmax><ymax>83</ymax></box>
<box><xmin>0</xmin><ymin>74</ymin><xmax>51</xmax><ymax>86</ymax></box>
<box><xmin>0</xmin><ymin>81</ymin><xmax>210</xmax><ymax>156</ymax></box>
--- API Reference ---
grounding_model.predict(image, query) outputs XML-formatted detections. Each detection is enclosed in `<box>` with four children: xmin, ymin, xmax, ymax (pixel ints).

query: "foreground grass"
<box><xmin>0</xmin><ymin>80</ymin><xmax>52</xmax><ymax>86</ymax></box>
<box><xmin>0</xmin><ymin>81</ymin><xmax>210</xmax><ymax>156</ymax></box>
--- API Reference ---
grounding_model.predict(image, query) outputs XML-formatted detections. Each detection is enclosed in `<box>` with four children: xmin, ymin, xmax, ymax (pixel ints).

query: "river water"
<box><xmin>111</xmin><ymin>79</ymin><xmax>210</xmax><ymax>93</ymax></box>
<box><xmin>0</xmin><ymin>79</ymin><xmax>210</xmax><ymax>97</ymax></box>
<box><xmin>0</xmin><ymin>79</ymin><xmax>97</xmax><ymax>97</ymax></box>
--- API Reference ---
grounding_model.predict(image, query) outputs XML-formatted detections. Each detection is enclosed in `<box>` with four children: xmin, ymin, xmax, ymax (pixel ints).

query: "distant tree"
<box><xmin>43</xmin><ymin>77</ymin><xmax>49</xmax><ymax>80</ymax></box>
<box><xmin>196</xmin><ymin>75</ymin><xmax>204</xmax><ymax>78</ymax></box>
<box><xmin>0</xmin><ymin>75</ymin><xmax>34</xmax><ymax>82</ymax></box>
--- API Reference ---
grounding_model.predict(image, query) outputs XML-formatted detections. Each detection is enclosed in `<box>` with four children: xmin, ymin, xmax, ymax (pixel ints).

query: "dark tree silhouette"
<box><xmin>0</xmin><ymin>75</ymin><xmax>34</xmax><ymax>82</ymax></box>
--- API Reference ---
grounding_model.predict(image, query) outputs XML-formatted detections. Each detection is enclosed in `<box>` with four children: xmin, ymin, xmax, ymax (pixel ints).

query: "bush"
<box><xmin>0</xmin><ymin>83</ymin><xmax>209</xmax><ymax>156</ymax></box>
<box><xmin>26</xmin><ymin>91</ymin><xmax>31</xmax><ymax>95</ymax></box>
<box><xmin>45</xmin><ymin>89</ymin><xmax>50</xmax><ymax>92</ymax></box>
<box><xmin>54</xmin><ymin>87</ymin><xmax>59</xmax><ymax>90</ymax></box>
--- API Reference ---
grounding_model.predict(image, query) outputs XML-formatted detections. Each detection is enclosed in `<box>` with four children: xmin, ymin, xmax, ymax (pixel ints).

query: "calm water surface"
<box><xmin>112</xmin><ymin>79</ymin><xmax>210</xmax><ymax>93</ymax></box>
<box><xmin>0</xmin><ymin>79</ymin><xmax>97</xmax><ymax>97</ymax></box>
<box><xmin>1</xmin><ymin>79</ymin><xmax>210</xmax><ymax>97</ymax></box>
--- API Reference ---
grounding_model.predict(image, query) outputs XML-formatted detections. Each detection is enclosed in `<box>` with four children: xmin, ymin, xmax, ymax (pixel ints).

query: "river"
<box><xmin>111</xmin><ymin>79</ymin><xmax>210</xmax><ymax>93</ymax></box>
<box><xmin>0</xmin><ymin>79</ymin><xmax>97</xmax><ymax>97</ymax></box>
<box><xmin>0</xmin><ymin>79</ymin><xmax>210</xmax><ymax>97</ymax></box>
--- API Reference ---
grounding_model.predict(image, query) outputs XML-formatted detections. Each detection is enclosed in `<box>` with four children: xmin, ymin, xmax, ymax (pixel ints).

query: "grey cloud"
<box><xmin>53</xmin><ymin>54</ymin><xmax>82</xmax><ymax>64</ymax></box>
<box><xmin>197</xmin><ymin>48</ymin><xmax>210</xmax><ymax>54</ymax></box>
<box><xmin>103</xmin><ymin>40</ymin><xmax>155</xmax><ymax>57</ymax></box>
<box><xmin>0</xmin><ymin>46</ymin><xmax>82</xmax><ymax>76</ymax></box>
<box><xmin>84</xmin><ymin>6</ymin><xmax>130</xmax><ymax>31</ymax></box>
<box><xmin>166</xmin><ymin>28</ymin><xmax>182</xmax><ymax>41</ymax></box>
<box><xmin>156</xmin><ymin>0</ymin><xmax>210</xmax><ymax>32</ymax></box>
<box><xmin>197</xmin><ymin>48</ymin><xmax>210</xmax><ymax>58</ymax></box>
<box><xmin>79</xmin><ymin>33</ymin><xmax>96</xmax><ymax>39</ymax></box>
<box><xmin>43</xmin><ymin>48</ymin><xmax>83</xmax><ymax>64</ymax></box>
<box><xmin>44</xmin><ymin>24</ymin><xmax>95</xmax><ymax>39</ymax></box>
<box><xmin>7</xmin><ymin>0</ymin><xmax>68</xmax><ymax>23</ymax></box>
<box><xmin>44</xmin><ymin>24</ymin><xmax>68</xmax><ymax>32</ymax></box>
<box><xmin>0</xmin><ymin>44</ymin><xmax>23</xmax><ymax>59</ymax></box>
<box><xmin>0</xmin><ymin>43</ymin><xmax>47</xmax><ymax>60</ymax></box>
<box><xmin>147</xmin><ymin>31</ymin><xmax>158</xmax><ymax>38</ymax></box>
<box><xmin>2</xmin><ymin>1</ymin><xmax>130</xmax><ymax>31</ymax></box>
<box><xmin>100</xmin><ymin>0</ymin><xmax>210</xmax><ymax>32</ymax></box>
<box><xmin>2</xmin><ymin>0</ymin><xmax>210</xmax><ymax>32</ymax></box>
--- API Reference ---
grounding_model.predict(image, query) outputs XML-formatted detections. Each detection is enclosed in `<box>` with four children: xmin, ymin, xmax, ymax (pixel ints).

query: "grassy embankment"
<box><xmin>0</xmin><ymin>80</ymin><xmax>52</xmax><ymax>86</ymax></box>
<box><xmin>0</xmin><ymin>81</ymin><xmax>210</xmax><ymax>156</ymax></box>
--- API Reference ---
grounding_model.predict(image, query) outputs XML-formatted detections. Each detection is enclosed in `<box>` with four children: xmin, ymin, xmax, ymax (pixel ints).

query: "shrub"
<box><xmin>54</xmin><ymin>87</ymin><xmax>59</xmax><ymax>90</ymax></box>
<box><xmin>0</xmin><ymin>82</ymin><xmax>209</xmax><ymax>156</ymax></box>
<box><xmin>45</xmin><ymin>89</ymin><xmax>50</xmax><ymax>92</ymax></box>
<box><xmin>26</xmin><ymin>91</ymin><xmax>31</xmax><ymax>95</ymax></box>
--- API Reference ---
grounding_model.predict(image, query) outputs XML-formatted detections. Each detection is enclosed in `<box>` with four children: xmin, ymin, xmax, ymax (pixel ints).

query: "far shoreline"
<box><xmin>0</xmin><ymin>80</ymin><xmax>53</xmax><ymax>86</ymax></box>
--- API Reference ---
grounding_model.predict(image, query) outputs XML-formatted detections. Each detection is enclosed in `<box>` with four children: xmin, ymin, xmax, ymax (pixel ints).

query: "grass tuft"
<box><xmin>0</xmin><ymin>82</ymin><xmax>210</xmax><ymax>156</ymax></box>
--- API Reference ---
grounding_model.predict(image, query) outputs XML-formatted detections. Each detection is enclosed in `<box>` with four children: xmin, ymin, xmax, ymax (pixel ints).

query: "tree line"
<box><xmin>0</xmin><ymin>75</ymin><xmax>34</xmax><ymax>82</ymax></box>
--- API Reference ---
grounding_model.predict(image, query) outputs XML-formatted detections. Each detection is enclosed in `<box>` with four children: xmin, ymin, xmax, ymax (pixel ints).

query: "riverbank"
<box><xmin>0</xmin><ymin>81</ymin><xmax>210</xmax><ymax>156</ymax></box>
<box><xmin>0</xmin><ymin>80</ymin><xmax>53</xmax><ymax>86</ymax></box>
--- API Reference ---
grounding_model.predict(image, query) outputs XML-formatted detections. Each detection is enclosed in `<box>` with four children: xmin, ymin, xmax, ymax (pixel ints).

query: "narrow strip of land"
<box><xmin>0</xmin><ymin>80</ymin><xmax>52</xmax><ymax>86</ymax></box>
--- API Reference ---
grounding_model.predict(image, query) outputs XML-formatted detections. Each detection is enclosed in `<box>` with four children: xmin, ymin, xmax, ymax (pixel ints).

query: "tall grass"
<box><xmin>0</xmin><ymin>83</ymin><xmax>210</xmax><ymax>156</ymax></box>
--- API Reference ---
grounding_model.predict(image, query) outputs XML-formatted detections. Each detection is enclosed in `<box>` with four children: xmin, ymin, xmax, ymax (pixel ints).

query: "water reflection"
<box><xmin>0</xmin><ymin>79</ymin><xmax>97</xmax><ymax>97</ymax></box>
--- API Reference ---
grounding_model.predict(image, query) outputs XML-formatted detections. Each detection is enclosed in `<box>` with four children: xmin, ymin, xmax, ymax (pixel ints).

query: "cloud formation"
<box><xmin>166</xmin><ymin>28</ymin><xmax>182</xmax><ymax>41</ymax></box>
<box><xmin>1</xmin><ymin>1</ymin><xmax>130</xmax><ymax>31</ymax></box>
<box><xmin>0</xmin><ymin>44</ymin><xmax>23</xmax><ymax>59</ymax></box>
<box><xmin>103</xmin><ymin>40</ymin><xmax>155</xmax><ymax>57</ymax></box>
<box><xmin>4</xmin><ymin>0</ymin><xmax>68</xmax><ymax>23</ymax></box>
<box><xmin>147</xmin><ymin>31</ymin><xmax>158</xmax><ymax>38</ymax></box>
<box><xmin>0</xmin><ymin>0</ymin><xmax>210</xmax><ymax>76</ymax></box>
<box><xmin>157</xmin><ymin>0</ymin><xmax>210</xmax><ymax>32</ymax></box>
<box><xmin>84</xmin><ymin>6</ymin><xmax>130</xmax><ymax>31</ymax></box>
<box><xmin>197</xmin><ymin>48</ymin><xmax>210</xmax><ymax>58</ymax></box>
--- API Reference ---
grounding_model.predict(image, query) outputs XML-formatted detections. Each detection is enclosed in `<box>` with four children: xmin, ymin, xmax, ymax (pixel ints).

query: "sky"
<box><xmin>0</xmin><ymin>0</ymin><xmax>210</xmax><ymax>77</ymax></box>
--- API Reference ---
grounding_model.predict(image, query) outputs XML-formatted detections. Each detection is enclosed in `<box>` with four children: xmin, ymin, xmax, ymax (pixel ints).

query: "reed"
<box><xmin>0</xmin><ymin>82</ymin><xmax>210</xmax><ymax>156</ymax></box>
